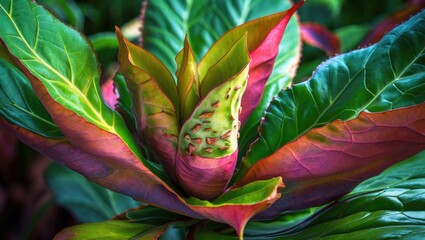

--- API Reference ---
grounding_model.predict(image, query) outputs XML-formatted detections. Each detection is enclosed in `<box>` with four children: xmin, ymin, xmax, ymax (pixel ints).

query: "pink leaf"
<box><xmin>101</xmin><ymin>79</ymin><xmax>118</xmax><ymax>110</ymax></box>
<box><xmin>301</xmin><ymin>22</ymin><xmax>340</xmax><ymax>56</ymax></box>
<box><xmin>235</xmin><ymin>104</ymin><xmax>425</xmax><ymax>218</ymax></box>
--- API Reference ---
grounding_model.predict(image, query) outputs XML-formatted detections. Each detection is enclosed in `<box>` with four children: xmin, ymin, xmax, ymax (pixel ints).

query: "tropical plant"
<box><xmin>0</xmin><ymin>0</ymin><xmax>424</xmax><ymax>239</ymax></box>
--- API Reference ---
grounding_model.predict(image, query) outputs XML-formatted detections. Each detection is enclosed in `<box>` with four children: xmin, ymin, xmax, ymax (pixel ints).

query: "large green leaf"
<box><xmin>0</xmin><ymin>0</ymin><xmax>141</xmax><ymax>158</ymax></box>
<box><xmin>53</xmin><ymin>220</ymin><xmax>155</xmax><ymax>240</ymax></box>
<box><xmin>116</xmin><ymin>28</ymin><xmax>179</xmax><ymax>180</ymax></box>
<box><xmin>44</xmin><ymin>162</ymin><xmax>141</xmax><ymax>223</ymax></box>
<box><xmin>0</xmin><ymin>58</ymin><xmax>62</xmax><ymax>138</ymax></box>
<box><xmin>142</xmin><ymin>0</ymin><xmax>299</xmax><ymax>73</ymax></box>
<box><xmin>238</xmin><ymin>9</ymin><xmax>425</xmax><ymax>178</ymax></box>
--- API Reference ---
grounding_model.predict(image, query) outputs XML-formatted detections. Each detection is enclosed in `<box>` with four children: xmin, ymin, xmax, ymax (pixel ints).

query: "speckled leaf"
<box><xmin>179</xmin><ymin>34</ymin><xmax>249</xmax><ymax>159</ymax></box>
<box><xmin>198</xmin><ymin>1</ymin><xmax>304</xmax><ymax>124</ymax></box>
<box><xmin>175</xmin><ymin>36</ymin><xmax>249</xmax><ymax>199</ymax></box>
<box><xmin>116</xmin><ymin>28</ymin><xmax>179</xmax><ymax>179</ymax></box>
<box><xmin>237</xmin><ymin>10</ymin><xmax>425</xmax><ymax>180</ymax></box>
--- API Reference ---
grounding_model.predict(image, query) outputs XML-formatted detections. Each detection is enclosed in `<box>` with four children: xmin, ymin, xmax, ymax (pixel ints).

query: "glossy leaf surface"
<box><xmin>175</xmin><ymin>36</ymin><xmax>249</xmax><ymax>199</ymax></box>
<box><xmin>53</xmin><ymin>220</ymin><xmax>154</xmax><ymax>240</ymax></box>
<box><xmin>0</xmin><ymin>59</ymin><xmax>62</xmax><ymax>138</ymax></box>
<box><xmin>142</xmin><ymin>0</ymin><xmax>299</xmax><ymax>72</ymax></box>
<box><xmin>0</xmin><ymin>0</ymin><xmax>143</xmax><ymax>163</ymax></box>
<box><xmin>176</xmin><ymin>37</ymin><xmax>201</xmax><ymax>123</ymax></box>
<box><xmin>184</xmin><ymin>177</ymin><xmax>284</xmax><ymax>238</ymax></box>
<box><xmin>44</xmin><ymin>162</ymin><xmax>141</xmax><ymax>222</ymax></box>
<box><xmin>116</xmin><ymin>28</ymin><xmax>179</xmax><ymax>178</ymax></box>
<box><xmin>197</xmin><ymin>1</ymin><xmax>303</xmax><ymax>125</ymax></box>
<box><xmin>238</xmin><ymin>9</ymin><xmax>425</xmax><ymax>179</ymax></box>
<box><xmin>194</xmin><ymin>151</ymin><xmax>425</xmax><ymax>239</ymax></box>
<box><xmin>237</xmin><ymin>103</ymin><xmax>425</xmax><ymax>218</ymax></box>
<box><xmin>0</xmin><ymin>118</ymin><xmax>202</xmax><ymax>219</ymax></box>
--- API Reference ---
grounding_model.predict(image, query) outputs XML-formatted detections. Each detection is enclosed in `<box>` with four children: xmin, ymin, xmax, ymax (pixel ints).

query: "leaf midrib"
<box><xmin>0</xmin><ymin>1</ymin><xmax>114</xmax><ymax>132</ymax></box>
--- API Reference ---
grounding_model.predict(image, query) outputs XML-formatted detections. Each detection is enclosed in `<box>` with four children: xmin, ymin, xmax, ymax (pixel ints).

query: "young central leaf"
<box><xmin>175</xmin><ymin>34</ymin><xmax>250</xmax><ymax>200</ymax></box>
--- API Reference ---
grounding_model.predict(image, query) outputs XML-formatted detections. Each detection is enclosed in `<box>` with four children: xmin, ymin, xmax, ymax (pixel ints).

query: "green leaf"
<box><xmin>126</xmin><ymin>206</ymin><xmax>182</xmax><ymax>226</ymax></box>
<box><xmin>89</xmin><ymin>32</ymin><xmax>118</xmax><ymax>52</ymax></box>
<box><xmin>238</xmin><ymin>9</ymin><xmax>425</xmax><ymax>178</ymax></box>
<box><xmin>183</xmin><ymin>177</ymin><xmax>284</xmax><ymax>238</ymax></box>
<box><xmin>142</xmin><ymin>0</ymin><xmax>299</xmax><ymax>73</ymax></box>
<box><xmin>199</xmin><ymin>33</ymin><xmax>250</xmax><ymax>97</ymax></box>
<box><xmin>53</xmin><ymin>220</ymin><xmax>155</xmax><ymax>240</ymax></box>
<box><xmin>112</xmin><ymin>72</ymin><xmax>136</xmax><ymax>131</ymax></box>
<box><xmin>335</xmin><ymin>25</ymin><xmax>370</xmax><ymax>52</ymax></box>
<box><xmin>176</xmin><ymin>37</ymin><xmax>201</xmax><ymax>123</ymax></box>
<box><xmin>185</xmin><ymin>177</ymin><xmax>282</xmax><ymax>206</ymax></box>
<box><xmin>0</xmin><ymin>59</ymin><xmax>62</xmax><ymax>138</ymax></box>
<box><xmin>116</xmin><ymin>28</ymin><xmax>179</xmax><ymax>179</ymax></box>
<box><xmin>0</xmin><ymin>0</ymin><xmax>141</xmax><ymax>158</ymax></box>
<box><xmin>178</xmin><ymin>35</ymin><xmax>249</xmax><ymax>158</ymax></box>
<box><xmin>44</xmin><ymin>162</ymin><xmax>141</xmax><ymax>222</ymax></box>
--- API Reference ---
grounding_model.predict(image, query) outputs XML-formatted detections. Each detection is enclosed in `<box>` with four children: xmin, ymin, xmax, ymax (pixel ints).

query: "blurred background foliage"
<box><xmin>1</xmin><ymin>0</ymin><xmax>423</xmax><ymax>239</ymax></box>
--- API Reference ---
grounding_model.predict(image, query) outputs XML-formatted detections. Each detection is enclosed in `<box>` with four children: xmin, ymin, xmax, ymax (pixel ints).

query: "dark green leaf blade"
<box><xmin>44</xmin><ymin>162</ymin><xmax>141</xmax><ymax>222</ymax></box>
<box><xmin>0</xmin><ymin>58</ymin><xmax>62</xmax><ymax>138</ymax></box>
<box><xmin>238</xmin><ymin>9</ymin><xmax>425</xmax><ymax>178</ymax></box>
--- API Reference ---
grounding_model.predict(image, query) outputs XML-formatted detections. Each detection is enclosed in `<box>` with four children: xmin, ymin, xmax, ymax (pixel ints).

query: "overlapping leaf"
<box><xmin>237</xmin><ymin>9</ymin><xmax>425</xmax><ymax>180</ymax></box>
<box><xmin>237</xmin><ymin>103</ymin><xmax>425</xmax><ymax>218</ymax></box>
<box><xmin>44</xmin><ymin>163</ymin><xmax>141</xmax><ymax>222</ymax></box>
<box><xmin>301</xmin><ymin>22</ymin><xmax>340</xmax><ymax>56</ymax></box>
<box><xmin>53</xmin><ymin>220</ymin><xmax>155</xmax><ymax>240</ymax></box>
<box><xmin>193</xmin><ymin>151</ymin><xmax>425</xmax><ymax>239</ymax></box>
<box><xmin>0</xmin><ymin>0</ymin><xmax>143</xmax><ymax>163</ymax></box>
<box><xmin>142</xmin><ymin>0</ymin><xmax>299</xmax><ymax>72</ymax></box>
<box><xmin>0</xmin><ymin>0</ymin><xmax>201</xmax><ymax>218</ymax></box>
<box><xmin>116</xmin><ymin>28</ymin><xmax>179</xmax><ymax>179</ymax></box>
<box><xmin>0</xmin><ymin>59</ymin><xmax>62</xmax><ymax>138</ymax></box>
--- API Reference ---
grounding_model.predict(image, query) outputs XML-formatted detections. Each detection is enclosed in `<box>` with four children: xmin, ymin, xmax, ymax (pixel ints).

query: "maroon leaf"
<box><xmin>235</xmin><ymin>104</ymin><xmax>425</xmax><ymax>218</ymax></box>
<box><xmin>0</xmin><ymin>117</ymin><xmax>202</xmax><ymax>219</ymax></box>
<box><xmin>301</xmin><ymin>23</ymin><xmax>340</xmax><ymax>56</ymax></box>
<box><xmin>240</xmin><ymin>0</ymin><xmax>304</xmax><ymax>124</ymax></box>
<box><xmin>360</xmin><ymin>1</ymin><xmax>425</xmax><ymax>46</ymax></box>
<box><xmin>175</xmin><ymin>151</ymin><xmax>239</xmax><ymax>200</ymax></box>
